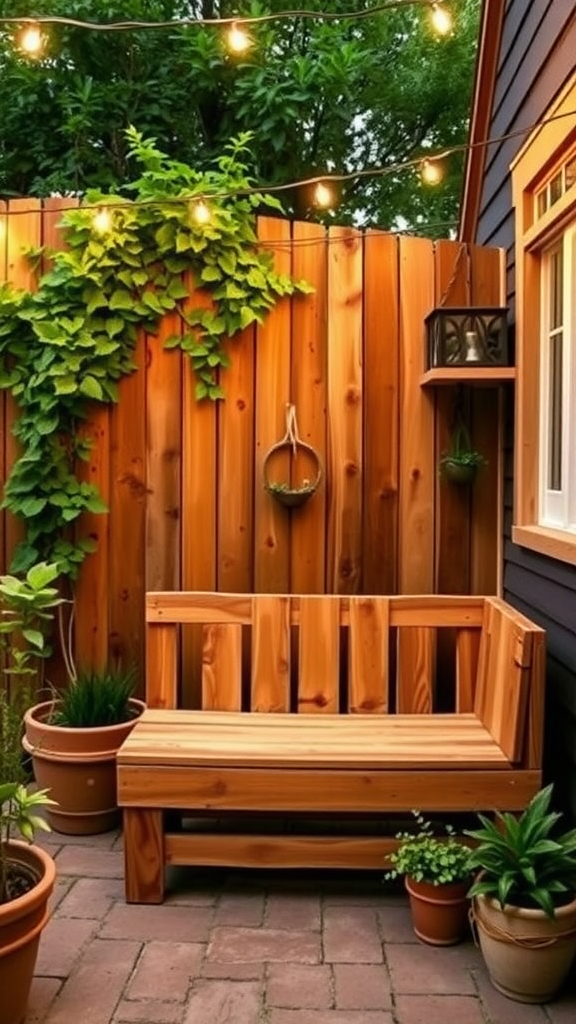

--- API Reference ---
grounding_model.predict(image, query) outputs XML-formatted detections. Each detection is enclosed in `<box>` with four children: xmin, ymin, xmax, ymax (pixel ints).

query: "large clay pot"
<box><xmin>0</xmin><ymin>840</ymin><xmax>55</xmax><ymax>1024</ymax></box>
<box><xmin>472</xmin><ymin>892</ymin><xmax>576</xmax><ymax>1003</ymax></box>
<box><xmin>23</xmin><ymin>699</ymin><xmax>145</xmax><ymax>835</ymax></box>
<box><xmin>405</xmin><ymin>876</ymin><xmax>470</xmax><ymax>945</ymax></box>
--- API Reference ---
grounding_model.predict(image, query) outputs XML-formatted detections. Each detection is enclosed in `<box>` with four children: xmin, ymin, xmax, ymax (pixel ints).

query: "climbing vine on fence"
<box><xmin>0</xmin><ymin>128</ymin><xmax>311</xmax><ymax>578</ymax></box>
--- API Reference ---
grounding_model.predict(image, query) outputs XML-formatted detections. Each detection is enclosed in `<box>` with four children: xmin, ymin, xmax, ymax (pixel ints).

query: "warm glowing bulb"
<box><xmin>191</xmin><ymin>200</ymin><xmax>211</xmax><ymax>225</ymax></box>
<box><xmin>227</xmin><ymin>23</ymin><xmax>252</xmax><ymax>54</ymax></box>
<box><xmin>431</xmin><ymin>3</ymin><xmax>453</xmax><ymax>36</ymax></box>
<box><xmin>93</xmin><ymin>208</ymin><xmax>112</xmax><ymax>233</ymax></box>
<box><xmin>314</xmin><ymin>182</ymin><xmax>334</xmax><ymax>208</ymax></box>
<box><xmin>421</xmin><ymin>159</ymin><xmax>444</xmax><ymax>185</ymax></box>
<box><xmin>19</xmin><ymin>23</ymin><xmax>43</xmax><ymax>56</ymax></box>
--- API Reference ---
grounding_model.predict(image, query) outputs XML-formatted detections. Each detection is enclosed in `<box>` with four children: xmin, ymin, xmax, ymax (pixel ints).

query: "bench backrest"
<box><xmin>145</xmin><ymin>592</ymin><xmax>545</xmax><ymax>767</ymax></box>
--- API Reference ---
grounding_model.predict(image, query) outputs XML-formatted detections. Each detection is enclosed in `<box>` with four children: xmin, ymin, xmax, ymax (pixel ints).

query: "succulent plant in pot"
<box><xmin>23</xmin><ymin>666</ymin><xmax>145</xmax><ymax>836</ymax></box>
<box><xmin>466</xmin><ymin>785</ymin><xmax>576</xmax><ymax>1003</ymax></box>
<box><xmin>385</xmin><ymin>811</ymin><xmax>473</xmax><ymax>945</ymax></box>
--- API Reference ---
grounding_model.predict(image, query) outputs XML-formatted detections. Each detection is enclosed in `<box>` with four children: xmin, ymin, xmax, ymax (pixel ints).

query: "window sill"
<box><xmin>512</xmin><ymin>524</ymin><xmax>576</xmax><ymax>565</ymax></box>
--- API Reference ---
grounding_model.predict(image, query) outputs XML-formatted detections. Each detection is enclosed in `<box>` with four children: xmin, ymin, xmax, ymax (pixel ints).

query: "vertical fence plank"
<box><xmin>217</xmin><ymin>325</ymin><xmax>255</xmax><ymax>592</ymax></box>
<box><xmin>363</xmin><ymin>231</ymin><xmax>399</xmax><ymax>594</ymax></box>
<box><xmin>109</xmin><ymin>332</ymin><xmax>147</xmax><ymax>680</ymax></box>
<box><xmin>0</xmin><ymin>201</ymin><xmax>7</xmax><ymax>572</ymax></box>
<box><xmin>4</xmin><ymin>199</ymin><xmax>42</xmax><ymax>569</ymax></box>
<box><xmin>254</xmin><ymin>217</ymin><xmax>291</xmax><ymax>593</ymax></box>
<box><xmin>398</xmin><ymin>236</ymin><xmax>435</xmax><ymax>593</ymax></box>
<box><xmin>75</xmin><ymin>403</ymin><xmax>111</xmax><ymax>670</ymax></box>
<box><xmin>469</xmin><ymin>245</ymin><xmax>502</xmax><ymax>595</ymax></box>
<box><xmin>434</xmin><ymin>240</ymin><xmax>472</xmax><ymax>594</ymax></box>
<box><xmin>181</xmin><ymin>281</ymin><xmax>217</xmax><ymax>708</ymax></box>
<box><xmin>290</xmin><ymin>221</ymin><xmax>327</xmax><ymax>594</ymax></box>
<box><xmin>145</xmin><ymin>313</ymin><xmax>182</xmax><ymax>591</ymax></box>
<box><xmin>327</xmin><ymin>227</ymin><xmax>363</xmax><ymax>593</ymax></box>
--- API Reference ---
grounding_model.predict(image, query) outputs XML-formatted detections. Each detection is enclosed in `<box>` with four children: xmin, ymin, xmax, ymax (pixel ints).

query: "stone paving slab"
<box><xmin>30</xmin><ymin>829</ymin><xmax>576</xmax><ymax>1024</ymax></box>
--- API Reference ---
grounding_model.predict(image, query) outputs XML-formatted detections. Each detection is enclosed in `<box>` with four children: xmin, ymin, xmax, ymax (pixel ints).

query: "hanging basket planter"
<box><xmin>263</xmin><ymin>405</ymin><xmax>322</xmax><ymax>510</ymax></box>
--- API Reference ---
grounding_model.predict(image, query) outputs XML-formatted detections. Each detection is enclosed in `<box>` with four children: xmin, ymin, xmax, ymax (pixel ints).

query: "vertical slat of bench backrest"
<box><xmin>348</xmin><ymin>597</ymin><xmax>389</xmax><ymax>713</ymax></box>
<box><xmin>146</xmin><ymin>623</ymin><xmax>178</xmax><ymax>708</ymax></box>
<box><xmin>298</xmin><ymin>596</ymin><xmax>340</xmax><ymax>712</ymax></box>
<box><xmin>396</xmin><ymin>625</ymin><xmax>435</xmax><ymax>712</ymax></box>
<box><xmin>202</xmin><ymin>623</ymin><xmax>243</xmax><ymax>710</ymax></box>
<box><xmin>474</xmin><ymin>597</ymin><xmax>533</xmax><ymax>762</ymax></box>
<box><xmin>455</xmin><ymin>628</ymin><xmax>481</xmax><ymax>712</ymax></box>
<box><xmin>251</xmin><ymin>596</ymin><xmax>291</xmax><ymax>712</ymax></box>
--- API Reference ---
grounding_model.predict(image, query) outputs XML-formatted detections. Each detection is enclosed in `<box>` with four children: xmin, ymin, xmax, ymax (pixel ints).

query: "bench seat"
<box><xmin>119</xmin><ymin>709</ymin><xmax>511</xmax><ymax>770</ymax></box>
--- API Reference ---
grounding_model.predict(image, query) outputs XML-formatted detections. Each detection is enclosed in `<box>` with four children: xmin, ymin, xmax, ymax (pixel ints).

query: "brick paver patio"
<box><xmin>27</xmin><ymin>828</ymin><xmax>576</xmax><ymax>1024</ymax></box>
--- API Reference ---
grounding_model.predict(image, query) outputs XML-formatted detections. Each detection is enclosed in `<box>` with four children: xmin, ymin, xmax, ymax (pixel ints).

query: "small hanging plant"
<box><xmin>0</xmin><ymin>129</ymin><xmax>312</xmax><ymax>577</ymax></box>
<box><xmin>439</xmin><ymin>421</ymin><xmax>487</xmax><ymax>486</ymax></box>
<box><xmin>263</xmin><ymin>404</ymin><xmax>322</xmax><ymax>509</ymax></box>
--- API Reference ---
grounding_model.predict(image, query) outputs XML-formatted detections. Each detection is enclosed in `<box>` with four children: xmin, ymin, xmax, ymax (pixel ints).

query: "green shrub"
<box><xmin>385</xmin><ymin>811</ymin><xmax>472</xmax><ymax>886</ymax></box>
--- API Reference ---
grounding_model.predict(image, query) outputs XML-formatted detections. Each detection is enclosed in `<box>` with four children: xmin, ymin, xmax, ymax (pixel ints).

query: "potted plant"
<box><xmin>439</xmin><ymin>421</ymin><xmax>487</xmax><ymax>485</ymax></box>
<box><xmin>385</xmin><ymin>811</ymin><xmax>472</xmax><ymax>945</ymax></box>
<box><xmin>23</xmin><ymin>666</ymin><xmax>145</xmax><ymax>835</ymax></box>
<box><xmin>467</xmin><ymin>785</ymin><xmax>576</xmax><ymax>1003</ymax></box>
<box><xmin>0</xmin><ymin>783</ymin><xmax>56</xmax><ymax>1024</ymax></box>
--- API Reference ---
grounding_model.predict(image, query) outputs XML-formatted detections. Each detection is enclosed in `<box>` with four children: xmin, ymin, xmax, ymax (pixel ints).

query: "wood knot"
<box><xmin>345</xmin><ymin>461</ymin><xmax>358</xmax><ymax>477</ymax></box>
<box><xmin>345</xmin><ymin>385</ymin><xmax>360</xmax><ymax>405</ymax></box>
<box><xmin>237</xmin><ymin>398</ymin><xmax>246</xmax><ymax>411</ymax></box>
<box><xmin>411</xmin><ymin>467</ymin><xmax>421</xmax><ymax>481</ymax></box>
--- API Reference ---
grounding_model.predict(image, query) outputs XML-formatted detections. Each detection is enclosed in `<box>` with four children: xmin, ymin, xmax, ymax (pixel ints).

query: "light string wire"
<box><xmin>1</xmin><ymin>1</ymin><xmax>445</xmax><ymax>32</ymax></box>
<box><xmin>0</xmin><ymin>105</ymin><xmax>574</xmax><ymax>226</ymax></box>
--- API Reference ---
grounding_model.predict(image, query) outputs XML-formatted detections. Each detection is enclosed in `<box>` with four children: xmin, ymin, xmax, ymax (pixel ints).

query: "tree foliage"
<box><xmin>0</xmin><ymin>0</ymin><xmax>481</xmax><ymax>232</ymax></box>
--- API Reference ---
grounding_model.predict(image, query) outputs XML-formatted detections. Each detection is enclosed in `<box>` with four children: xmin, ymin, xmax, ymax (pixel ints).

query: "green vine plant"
<box><xmin>0</xmin><ymin>128</ymin><xmax>311</xmax><ymax>578</ymax></box>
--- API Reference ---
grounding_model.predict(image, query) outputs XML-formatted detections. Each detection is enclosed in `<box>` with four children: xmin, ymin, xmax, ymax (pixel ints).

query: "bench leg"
<box><xmin>123</xmin><ymin>808</ymin><xmax>165</xmax><ymax>904</ymax></box>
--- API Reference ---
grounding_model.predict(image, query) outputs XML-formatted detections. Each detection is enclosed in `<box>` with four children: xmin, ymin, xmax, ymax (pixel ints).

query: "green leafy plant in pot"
<box><xmin>466</xmin><ymin>785</ymin><xmax>576</xmax><ymax>1003</ymax></box>
<box><xmin>385</xmin><ymin>811</ymin><xmax>472</xmax><ymax>945</ymax></box>
<box><xmin>0</xmin><ymin>784</ymin><xmax>57</xmax><ymax>1024</ymax></box>
<box><xmin>439</xmin><ymin>421</ymin><xmax>487</xmax><ymax>485</ymax></box>
<box><xmin>23</xmin><ymin>665</ymin><xmax>145</xmax><ymax>836</ymax></box>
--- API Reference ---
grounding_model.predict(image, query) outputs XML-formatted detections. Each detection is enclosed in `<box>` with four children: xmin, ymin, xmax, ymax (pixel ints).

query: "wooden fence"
<box><xmin>0</xmin><ymin>201</ymin><xmax>505</xmax><ymax>684</ymax></box>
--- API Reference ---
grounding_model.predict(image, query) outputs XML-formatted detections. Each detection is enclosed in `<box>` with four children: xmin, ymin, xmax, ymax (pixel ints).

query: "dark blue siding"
<box><xmin>480</xmin><ymin>0</ymin><xmax>576</xmax><ymax>810</ymax></box>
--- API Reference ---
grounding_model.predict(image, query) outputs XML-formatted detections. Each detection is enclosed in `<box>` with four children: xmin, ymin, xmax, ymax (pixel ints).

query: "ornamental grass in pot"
<box><xmin>23</xmin><ymin>667</ymin><xmax>145</xmax><ymax>836</ymax></box>
<box><xmin>0</xmin><ymin>784</ymin><xmax>56</xmax><ymax>1024</ymax></box>
<box><xmin>385</xmin><ymin>812</ymin><xmax>473</xmax><ymax>945</ymax></box>
<box><xmin>466</xmin><ymin>785</ymin><xmax>576</xmax><ymax>1003</ymax></box>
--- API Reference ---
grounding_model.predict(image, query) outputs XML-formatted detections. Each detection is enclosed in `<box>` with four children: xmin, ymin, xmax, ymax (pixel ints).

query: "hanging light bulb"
<box><xmin>93</xmin><ymin>208</ymin><xmax>113</xmax><ymax>234</ymax></box>
<box><xmin>313</xmin><ymin>182</ymin><xmax>334</xmax><ymax>209</ymax></box>
<box><xmin>420</xmin><ymin>159</ymin><xmax>444</xmax><ymax>185</ymax></box>
<box><xmin>227</xmin><ymin>22</ymin><xmax>252</xmax><ymax>54</ymax></box>
<box><xmin>18</xmin><ymin>22</ymin><xmax>44</xmax><ymax>57</ymax></box>
<box><xmin>191</xmin><ymin>200</ymin><xmax>211</xmax><ymax>226</ymax></box>
<box><xmin>431</xmin><ymin>3</ymin><xmax>453</xmax><ymax>36</ymax></box>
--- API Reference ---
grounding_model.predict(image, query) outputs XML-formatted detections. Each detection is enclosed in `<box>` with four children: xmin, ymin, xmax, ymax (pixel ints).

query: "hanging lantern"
<box><xmin>425</xmin><ymin>306</ymin><xmax>509</xmax><ymax>369</ymax></box>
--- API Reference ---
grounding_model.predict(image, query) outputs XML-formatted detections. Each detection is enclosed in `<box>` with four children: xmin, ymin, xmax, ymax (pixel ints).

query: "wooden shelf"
<box><xmin>420</xmin><ymin>366</ymin><xmax>516</xmax><ymax>387</ymax></box>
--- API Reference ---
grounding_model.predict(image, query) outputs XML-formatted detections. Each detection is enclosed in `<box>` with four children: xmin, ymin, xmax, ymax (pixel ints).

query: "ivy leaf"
<box><xmin>22</xmin><ymin>628</ymin><xmax>44</xmax><ymax>650</ymax></box>
<box><xmin>79</xmin><ymin>375</ymin><xmax>104</xmax><ymax>400</ymax></box>
<box><xmin>54</xmin><ymin>375</ymin><xmax>78</xmax><ymax>395</ymax></box>
<box><xmin>33</xmin><ymin>321</ymin><xmax>63</xmax><ymax>343</ymax></box>
<box><xmin>201</xmin><ymin>265</ymin><xmax>222</xmax><ymax>283</ymax></box>
<box><xmin>167</xmin><ymin>278</ymin><xmax>190</xmax><ymax>300</ymax></box>
<box><xmin>21</xmin><ymin>497</ymin><xmax>48</xmax><ymax>517</ymax></box>
<box><xmin>109</xmin><ymin>290</ymin><xmax>133</xmax><ymax>310</ymax></box>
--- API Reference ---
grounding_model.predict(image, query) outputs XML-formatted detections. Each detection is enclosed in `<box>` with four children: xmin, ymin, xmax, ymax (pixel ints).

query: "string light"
<box><xmin>1</xmin><ymin>108</ymin><xmax>575</xmax><ymax>222</ymax></box>
<box><xmin>313</xmin><ymin>182</ymin><xmax>334</xmax><ymax>209</ymax></box>
<box><xmin>191</xmin><ymin>200</ymin><xmax>211</xmax><ymax>225</ymax></box>
<box><xmin>0</xmin><ymin>3</ymin><xmax>453</xmax><ymax>35</ymax></box>
<box><xmin>226</xmin><ymin>22</ymin><xmax>252</xmax><ymax>54</ymax></box>
<box><xmin>18</xmin><ymin>22</ymin><xmax>44</xmax><ymax>56</ymax></box>
<box><xmin>430</xmin><ymin>3</ymin><xmax>453</xmax><ymax>36</ymax></box>
<box><xmin>420</xmin><ymin>158</ymin><xmax>444</xmax><ymax>185</ymax></box>
<box><xmin>92</xmin><ymin>208</ymin><xmax>113</xmax><ymax>233</ymax></box>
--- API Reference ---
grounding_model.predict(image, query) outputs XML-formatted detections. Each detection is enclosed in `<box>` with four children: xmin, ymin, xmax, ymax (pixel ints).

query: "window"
<box><xmin>511</xmin><ymin>74</ymin><xmax>576</xmax><ymax>564</ymax></box>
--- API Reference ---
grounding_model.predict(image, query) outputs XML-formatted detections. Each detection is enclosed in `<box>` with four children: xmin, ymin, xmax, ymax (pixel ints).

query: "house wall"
<box><xmin>475</xmin><ymin>1</ymin><xmax>576</xmax><ymax>815</ymax></box>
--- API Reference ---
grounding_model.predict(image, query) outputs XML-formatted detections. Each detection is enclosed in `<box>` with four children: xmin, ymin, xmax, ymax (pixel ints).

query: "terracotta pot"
<box><xmin>0</xmin><ymin>840</ymin><xmax>55</xmax><ymax>1024</ymax></box>
<box><xmin>473</xmin><ymin>892</ymin><xmax>576</xmax><ymax>1003</ymax></box>
<box><xmin>405</xmin><ymin>876</ymin><xmax>470</xmax><ymax>945</ymax></box>
<box><xmin>23</xmin><ymin>699</ymin><xmax>145</xmax><ymax>835</ymax></box>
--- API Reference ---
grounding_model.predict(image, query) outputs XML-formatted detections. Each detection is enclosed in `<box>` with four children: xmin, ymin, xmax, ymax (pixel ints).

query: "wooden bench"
<box><xmin>117</xmin><ymin>593</ymin><xmax>545</xmax><ymax>903</ymax></box>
